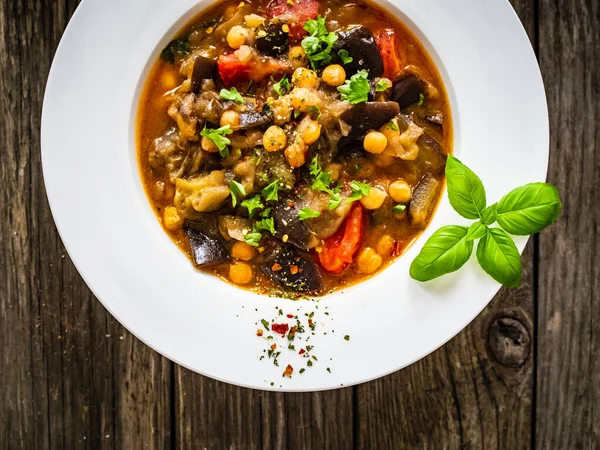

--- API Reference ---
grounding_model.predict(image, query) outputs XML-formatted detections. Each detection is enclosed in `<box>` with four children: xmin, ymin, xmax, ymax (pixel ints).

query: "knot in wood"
<box><xmin>487</xmin><ymin>317</ymin><xmax>530</xmax><ymax>368</ymax></box>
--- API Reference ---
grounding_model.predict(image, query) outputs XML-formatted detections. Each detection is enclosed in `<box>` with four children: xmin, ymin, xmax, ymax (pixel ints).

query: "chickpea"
<box><xmin>234</xmin><ymin>44</ymin><xmax>253</xmax><ymax>63</ymax></box>
<box><xmin>263</xmin><ymin>126</ymin><xmax>287</xmax><ymax>152</ymax></box>
<box><xmin>284</xmin><ymin>140</ymin><xmax>307</xmax><ymax>168</ymax></box>
<box><xmin>360</xmin><ymin>186</ymin><xmax>388</xmax><ymax>210</ymax></box>
<box><xmin>357</xmin><ymin>248</ymin><xmax>383</xmax><ymax>274</ymax></box>
<box><xmin>288</xmin><ymin>46</ymin><xmax>308</xmax><ymax>69</ymax></box>
<box><xmin>290</xmin><ymin>88</ymin><xmax>321</xmax><ymax>112</ymax></box>
<box><xmin>201</xmin><ymin>136</ymin><xmax>219</xmax><ymax>153</ymax></box>
<box><xmin>300</xmin><ymin>119</ymin><xmax>321</xmax><ymax>145</ymax></box>
<box><xmin>321</xmin><ymin>64</ymin><xmax>346</xmax><ymax>87</ymax></box>
<box><xmin>227</xmin><ymin>25</ymin><xmax>253</xmax><ymax>49</ymax></box>
<box><xmin>292</xmin><ymin>67</ymin><xmax>319</xmax><ymax>89</ymax></box>
<box><xmin>380</xmin><ymin>118</ymin><xmax>400</xmax><ymax>140</ymax></box>
<box><xmin>220</xmin><ymin>110</ymin><xmax>240</xmax><ymax>128</ymax></box>
<box><xmin>163</xmin><ymin>206</ymin><xmax>183</xmax><ymax>231</ymax></box>
<box><xmin>388</xmin><ymin>179</ymin><xmax>412</xmax><ymax>203</ymax></box>
<box><xmin>377</xmin><ymin>235</ymin><xmax>395</xmax><ymax>256</ymax></box>
<box><xmin>245</xmin><ymin>14</ymin><xmax>265</xmax><ymax>28</ymax></box>
<box><xmin>231</xmin><ymin>241</ymin><xmax>256</xmax><ymax>261</ymax></box>
<box><xmin>229</xmin><ymin>262</ymin><xmax>253</xmax><ymax>285</ymax></box>
<box><xmin>363</xmin><ymin>131</ymin><xmax>388</xmax><ymax>154</ymax></box>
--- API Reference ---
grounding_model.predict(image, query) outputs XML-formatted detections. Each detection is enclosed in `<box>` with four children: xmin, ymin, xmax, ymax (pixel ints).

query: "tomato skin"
<box><xmin>319</xmin><ymin>203</ymin><xmax>365</xmax><ymax>274</ymax></box>
<box><xmin>266</xmin><ymin>0</ymin><xmax>319</xmax><ymax>43</ymax></box>
<box><xmin>375</xmin><ymin>29</ymin><xmax>403</xmax><ymax>80</ymax></box>
<box><xmin>218</xmin><ymin>54</ymin><xmax>290</xmax><ymax>87</ymax></box>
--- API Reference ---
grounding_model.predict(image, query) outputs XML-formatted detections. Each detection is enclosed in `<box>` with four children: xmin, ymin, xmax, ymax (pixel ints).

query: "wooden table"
<box><xmin>1</xmin><ymin>0</ymin><xmax>597</xmax><ymax>448</ymax></box>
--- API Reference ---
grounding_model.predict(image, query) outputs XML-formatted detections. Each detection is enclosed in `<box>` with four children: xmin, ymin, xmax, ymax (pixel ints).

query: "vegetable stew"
<box><xmin>137</xmin><ymin>0</ymin><xmax>452</xmax><ymax>297</ymax></box>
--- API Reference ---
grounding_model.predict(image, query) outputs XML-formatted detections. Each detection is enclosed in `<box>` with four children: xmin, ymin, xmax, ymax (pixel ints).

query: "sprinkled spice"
<box><xmin>272</xmin><ymin>323</ymin><xmax>290</xmax><ymax>335</ymax></box>
<box><xmin>299</xmin><ymin>348</ymin><xmax>306</xmax><ymax>355</ymax></box>
<box><xmin>344</xmin><ymin>335</ymin><xmax>350</xmax><ymax>341</ymax></box>
<box><xmin>257</xmin><ymin>329</ymin><xmax>264</xmax><ymax>336</ymax></box>
<box><xmin>283</xmin><ymin>364</ymin><xmax>294</xmax><ymax>378</ymax></box>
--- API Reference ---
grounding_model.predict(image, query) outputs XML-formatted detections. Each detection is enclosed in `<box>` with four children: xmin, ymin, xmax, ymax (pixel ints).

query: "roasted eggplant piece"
<box><xmin>271</xmin><ymin>199</ymin><xmax>315</xmax><ymax>250</ymax></box>
<box><xmin>259</xmin><ymin>245</ymin><xmax>323</xmax><ymax>293</ymax></box>
<box><xmin>333</xmin><ymin>26</ymin><xmax>384</xmax><ymax>77</ymax></box>
<box><xmin>184</xmin><ymin>217</ymin><xmax>230</xmax><ymax>267</ymax></box>
<box><xmin>255</xmin><ymin>22</ymin><xmax>289</xmax><ymax>56</ymax></box>
<box><xmin>409</xmin><ymin>173</ymin><xmax>441</xmax><ymax>228</ymax></box>
<box><xmin>236</xmin><ymin>111</ymin><xmax>272</xmax><ymax>130</ymax></box>
<box><xmin>340</xmin><ymin>101</ymin><xmax>400</xmax><ymax>138</ymax></box>
<box><xmin>396</xmin><ymin>114</ymin><xmax>447</xmax><ymax>173</ymax></box>
<box><xmin>191</xmin><ymin>55</ymin><xmax>218</xmax><ymax>92</ymax></box>
<box><xmin>391</xmin><ymin>74</ymin><xmax>426</xmax><ymax>109</ymax></box>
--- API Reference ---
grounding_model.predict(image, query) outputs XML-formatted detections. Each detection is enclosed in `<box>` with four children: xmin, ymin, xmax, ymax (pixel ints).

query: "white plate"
<box><xmin>42</xmin><ymin>0</ymin><xmax>548</xmax><ymax>391</ymax></box>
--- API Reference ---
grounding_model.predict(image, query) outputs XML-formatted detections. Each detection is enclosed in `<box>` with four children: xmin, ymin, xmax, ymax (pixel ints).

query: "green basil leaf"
<box><xmin>481</xmin><ymin>203</ymin><xmax>498</xmax><ymax>225</ymax></box>
<box><xmin>410</xmin><ymin>225</ymin><xmax>473</xmax><ymax>282</ymax></box>
<box><xmin>446</xmin><ymin>156</ymin><xmax>486</xmax><ymax>219</ymax></box>
<box><xmin>466</xmin><ymin>222</ymin><xmax>487</xmax><ymax>241</ymax></box>
<box><xmin>496</xmin><ymin>183</ymin><xmax>562</xmax><ymax>235</ymax></box>
<box><xmin>476</xmin><ymin>228</ymin><xmax>522</xmax><ymax>287</ymax></box>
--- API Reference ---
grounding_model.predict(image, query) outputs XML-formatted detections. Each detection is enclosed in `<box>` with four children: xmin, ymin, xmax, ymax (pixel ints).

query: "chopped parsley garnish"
<box><xmin>219</xmin><ymin>87</ymin><xmax>245</xmax><ymax>104</ymax></box>
<box><xmin>347</xmin><ymin>181</ymin><xmax>371</xmax><ymax>203</ymax></box>
<box><xmin>338</xmin><ymin>70</ymin><xmax>370</xmax><ymax>104</ymax></box>
<box><xmin>392</xmin><ymin>204</ymin><xmax>407</xmax><ymax>213</ymax></box>
<box><xmin>418</xmin><ymin>92</ymin><xmax>425</xmax><ymax>106</ymax></box>
<box><xmin>386</xmin><ymin>120</ymin><xmax>399</xmax><ymax>131</ymax></box>
<box><xmin>298</xmin><ymin>208</ymin><xmax>321</xmax><ymax>221</ymax></box>
<box><xmin>262</xmin><ymin>180</ymin><xmax>280</xmax><ymax>201</ymax></box>
<box><xmin>229</xmin><ymin>180</ymin><xmax>246</xmax><ymax>207</ymax></box>
<box><xmin>241</xmin><ymin>195</ymin><xmax>264</xmax><ymax>217</ymax></box>
<box><xmin>306</xmin><ymin>345</ymin><xmax>314</xmax><ymax>352</ymax></box>
<box><xmin>337</xmin><ymin>49</ymin><xmax>353</xmax><ymax>64</ymax></box>
<box><xmin>299</xmin><ymin>368</ymin><xmax>306</xmax><ymax>374</ymax></box>
<box><xmin>326</xmin><ymin>367</ymin><xmax>331</xmax><ymax>373</ymax></box>
<box><xmin>260</xmin><ymin>207</ymin><xmax>272</xmax><ymax>218</ymax></box>
<box><xmin>309</xmin><ymin>155</ymin><xmax>323</xmax><ymax>178</ymax></box>
<box><xmin>344</xmin><ymin>335</ymin><xmax>350</xmax><ymax>341</ymax></box>
<box><xmin>160</xmin><ymin>37</ymin><xmax>190</xmax><ymax>63</ymax></box>
<box><xmin>255</xmin><ymin>217</ymin><xmax>276</xmax><ymax>235</ymax></box>
<box><xmin>245</xmin><ymin>232</ymin><xmax>262</xmax><ymax>247</ymax></box>
<box><xmin>311</xmin><ymin>170</ymin><xmax>332</xmax><ymax>192</ymax></box>
<box><xmin>261</xmin><ymin>319</ymin><xmax>270</xmax><ymax>330</ymax></box>
<box><xmin>272</xmin><ymin>75</ymin><xmax>291</xmax><ymax>96</ymax></box>
<box><xmin>306</xmin><ymin>104</ymin><xmax>322</xmax><ymax>118</ymax></box>
<box><xmin>301</xmin><ymin>16</ymin><xmax>339</xmax><ymax>70</ymax></box>
<box><xmin>307</xmin><ymin>360</ymin><xmax>313</xmax><ymax>367</ymax></box>
<box><xmin>376</xmin><ymin>79</ymin><xmax>391</xmax><ymax>92</ymax></box>
<box><xmin>308</xmin><ymin>155</ymin><xmax>342</xmax><ymax>210</ymax></box>
<box><xmin>200</xmin><ymin>125</ymin><xmax>232</xmax><ymax>157</ymax></box>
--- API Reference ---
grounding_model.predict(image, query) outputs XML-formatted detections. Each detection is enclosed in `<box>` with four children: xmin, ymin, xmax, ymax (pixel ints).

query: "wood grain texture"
<box><xmin>536</xmin><ymin>0</ymin><xmax>600</xmax><ymax>448</ymax></box>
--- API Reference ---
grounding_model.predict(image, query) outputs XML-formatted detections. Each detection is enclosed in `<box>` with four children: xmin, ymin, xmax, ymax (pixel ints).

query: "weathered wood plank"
<box><xmin>355</xmin><ymin>0</ymin><xmax>537</xmax><ymax>448</ymax></box>
<box><xmin>536</xmin><ymin>0</ymin><xmax>599</xmax><ymax>447</ymax></box>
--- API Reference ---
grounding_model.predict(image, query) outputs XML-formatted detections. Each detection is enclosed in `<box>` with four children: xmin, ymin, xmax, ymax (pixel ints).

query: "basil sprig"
<box><xmin>410</xmin><ymin>156</ymin><xmax>562</xmax><ymax>287</ymax></box>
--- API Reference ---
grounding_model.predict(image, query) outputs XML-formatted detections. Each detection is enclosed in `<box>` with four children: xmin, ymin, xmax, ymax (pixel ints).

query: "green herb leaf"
<box><xmin>376</xmin><ymin>79</ymin><xmax>391</xmax><ymax>92</ymax></box>
<box><xmin>245</xmin><ymin>232</ymin><xmax>263</xmax><ymax>247</ymax></box>
<box><xmin>241</xmin><ymin>195</ymin><xmax>264</xmax><ymax>217</ymax></box>
<box><xmin>306</xmin><ymin>104</ymin><xmax>322</xmax><ymax>118</ymax></box>
<box><xmin>496</xmin><ymin>183</ymin><xmax>562</xmax><ymax>235</ymax></box>
<box><xmin>328</xmin><ymin>193</ymin><xmax>342</xmax><ymax>210</ymax></box>
<box><xmin>160</xmin><ymin>37</ymin><xmax>190</xmax><ymax>63</ymax></box>
<box><xmin>200</xmin><ymin>125</ymin><xmax>233</xmax><ymax>157</ymax></box>
<box><xmin>312</xmin><ymin>171</ymin><xmax>333</xmax><ymax>192</ymax></box>
<box><xmin>229</xmin><ymin>180</ymin><xmax>246</xmax><ymax>207</ymax></box>
<box><xmin>418</xmin><ymin>93</ymin><xmax>425</xmax><ymax>106</ymax></box>
<box><xmin>476</xmin><ymin>228</ymin><xmax>522</xmax><ymax>287</ymax></box>
<box><xmin>344</xmin><ymin>335</ymin><xmax>350</xmax><ymax>341</ymax></box>
<box><xmin>255</xmin><ymin>217</ymin><xmax>276</xmax><ymax>235</ymax></box>
<box><xmin>260</xmin><ymin>207</ymin><xmax>272</xmax><ymax>218</ymax></box>
<box><xmin>262</xmin><ymin>180</ymin><xmax>280</xmax><ymax>201</ymax></box>
<box><xmin>337</xmin><ymin>70</ymin><xmax>370</xmax><ymax>104</ymax></box>
<box><xmin>481</xmin><ymin>204</ymin><xmax>498</xmax><ymax>225</ymax></box>
<box><xmin>219</xmin><ymin>87</ymin><xmax>245</xmax><ymax>104</ymax></box>
<box><xmin>261</xmin><ymin>318</ymin><xmax>270</xmax><ymax>330</ymax></box>
<box><xmin>409</xmin><ymin>225</ymin><xmax>474</xmax><ymax>282</ymax></box>
<box><xmin>272</xmin><ymin>75</ymin><xmax>291</xmax><ymax>96</ymax></box>
<box><xmin>466</xmin><ymin>221</ymin><xmax>487</xmax><ymax>241</ymax></box>
<box><xmin>298</xmin><ymin>208</ymin><xmax>321</xmax><ymax>221</ymax></box>
<box><xmin>392</xmin><ymin>204</ymin><xmax>406</xmax><ymax>213</ymax></box>
<box><xmin>338</xmin><ymin>49</ymin><xmax>353</xmax><ymax>64</ymax></box>
<box><xmin>309</xmin><ymin>155</ymin><xmax>322</xmax><ymax>178</ymax></box>
<box><xmin>446</xmin><ymin>155</ymin><xmax>486</xmax><ymax>219</ymax></box>
<box><xmin>347</xmin><ymin>181</ymin><xmax>371</xmax><ymax>203</ymax></box>
<box><xmin>302</xmin><ymin>16</ymin><xmax>339</xmax><ymax>70</ymax></box>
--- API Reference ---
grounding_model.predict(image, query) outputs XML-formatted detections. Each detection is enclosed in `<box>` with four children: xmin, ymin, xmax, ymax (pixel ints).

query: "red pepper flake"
<box><xmin>283</xmin><ymin>364</ymin><xmax>294</xmax><ymax>378</ymax></box>
<box><xmin>271</xmin><ymin>343</ymin><xmax>277</xmax><ymax>350</ymax></box>
<box><xmin>288</xmin><ymin>201</ymin><xmax>295</xmax><ymax>207</ymax></box>
<box><xmin>308</xmin><ymin>318</ymin><xmax>313</xmax><ymax>326</ymax></box>
<box><xmin>257</xmin><ymin>329</ymin><xmax>264</xmax><ymax>337</ymax></box>
<box><xmin>286</xmin><ymin>314</ymin><xmax>294</xmax><ymax>318</ymax></box>
<box><xmin>290</xmin><ymin>326</ymin><xmax>296</xmax><ymax>335</ymax></box>
<box><xmin>271</xmin><ymin>323</ymin><xmax>290</xmax><ymax>335</ymax></box>
<box><xmin>299</xmin><ymin>348</ymin><xmax>306</xmax><ymax>355</ymax></box>
<box><xmin>272</xmin><ymin>263</ymin><xmax>282</xmax><ymax>271</ymax></box>
<box><xmin>290</xmin><ymin>265</ymin><xmax>299</xmax><ymax>275</ymax></box>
